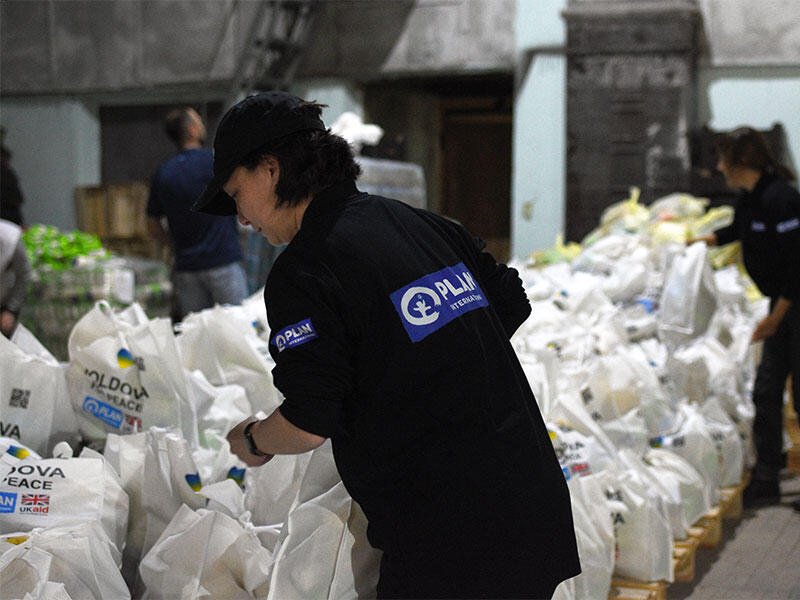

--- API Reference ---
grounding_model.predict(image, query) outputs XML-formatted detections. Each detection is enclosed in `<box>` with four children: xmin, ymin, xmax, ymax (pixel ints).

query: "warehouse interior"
<box><xmin>1</xmin><ymin>1</ymin><xmax>799</xmax><ymax>599</ymax></box>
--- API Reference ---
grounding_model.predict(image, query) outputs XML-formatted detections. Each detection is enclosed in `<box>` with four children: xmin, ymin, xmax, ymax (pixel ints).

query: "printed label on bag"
<box><xmin>82</xmin><ymin>369</ymin><xmax>147</xmax><ymax>418</ymax></box>
<box><xmin>82</xmin><ymin>396</ymin><xmax>123</xmax><ymax>429</ymax></box>
<box><xmin>0</xmin><ymin>421</ymin><xmax>21</xmax><ymax>439</ymax></box>
<box><xmin>0</xmin><ymin>491</ymin><xmax>17</xmax><ymax>513</ymax></box>
<box><xmin>19</xmin><ymin>494</ymin><xmax>50</xmax><ymax>515</ymax></box>
<box><xmin>8</xmin><ymin>388</ymin><xmax>30</xmax><ymax>409</ymax></box>
<box><xmin>271</xmin><ymin>318</ymin><xmax>318</xmax><ymax>352</ymax></box>
<box><xmin>390</xmin><ymin>262</ymin><xmax>488</xmax><ymax>342</ymax></box>
<box><xmin>2</xmin><ymin>464</ymin><xmax>66</xmax><ymax>492</ymax></box>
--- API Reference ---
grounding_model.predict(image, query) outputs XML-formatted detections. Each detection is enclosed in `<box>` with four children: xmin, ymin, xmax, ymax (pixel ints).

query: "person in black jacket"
<box><xmin>194</xmin><ymin>92</ymin><xmax>580</xmax><ymax>598</ymax></box>
<box><xmin>691</xmin><ymin>127</ymin><xmax>800</xmax><ymax>510</ymax></box>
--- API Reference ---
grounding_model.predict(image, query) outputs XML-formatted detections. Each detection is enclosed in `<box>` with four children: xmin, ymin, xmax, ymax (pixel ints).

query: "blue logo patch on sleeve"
<box><xmin>390</xmin><ymin>262</ymin><xmax>488</xmax><ymax>342</ymax></box>
<box><xmin>272</xmin><ymin>318</ymin><xmax>319</xmax><ymax>352</ymax></box>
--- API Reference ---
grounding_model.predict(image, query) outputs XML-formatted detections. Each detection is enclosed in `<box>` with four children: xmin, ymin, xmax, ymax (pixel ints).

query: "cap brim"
<box><xmin>192</xmin><ymin>171</ymin><xmax>237</xmax><ymax>216</ymax></box>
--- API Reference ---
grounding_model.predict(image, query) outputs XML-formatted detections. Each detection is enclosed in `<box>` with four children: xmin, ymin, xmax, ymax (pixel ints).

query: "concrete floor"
<box><xmin>669</xmin><ymin>472</ymin><xmax>800</xmax><ymax>600</ymax></box>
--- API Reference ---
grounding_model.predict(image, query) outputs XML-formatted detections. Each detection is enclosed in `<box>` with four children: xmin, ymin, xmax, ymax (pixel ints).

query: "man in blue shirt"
<box><xmin>147</xmin><ymin>107</ymin><xmax>248</xmax><ymax>320</ymax></box>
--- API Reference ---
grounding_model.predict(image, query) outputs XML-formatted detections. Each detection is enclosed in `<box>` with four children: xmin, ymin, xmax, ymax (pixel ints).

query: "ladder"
<box><xmin>229</xmin><ymin>0</ymin><xmax>318</xmax><ymax>101</ymax></box>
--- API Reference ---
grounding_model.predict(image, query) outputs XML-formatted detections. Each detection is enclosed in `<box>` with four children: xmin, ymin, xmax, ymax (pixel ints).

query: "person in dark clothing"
<box><xmin>1</xmin><ymin>142</ymin><xmax>25</xmax><ymax>227</ymax></box>
<box><xmin>691</xmin><ymin>126</ymin><xmax>800</xmax><ymax>511</ymax></box>
<box><xmin>147</xmin><ymin>107</ymin><xmax>247</xmax><ymax>320</ymax></box>
<box><xmin>195</xmin><ymin>92</ymin><xmax>581</xmax><ymax>598</ymax></box>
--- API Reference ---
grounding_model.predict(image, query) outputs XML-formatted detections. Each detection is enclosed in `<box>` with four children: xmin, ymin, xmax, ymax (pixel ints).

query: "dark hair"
<box><xmin>239</xmin><ymin>105</ymin><xmax>361</xmax><ymax>207</ymax></box>
<box><xmin>164</xmin><ymin>107</ymin><xmax>196</xmax><ymax>146</ymax></box>
<box><xmin>717</xmin><ymin>126</ymin><xmax>795</xmax><ymax>181</ymax></box>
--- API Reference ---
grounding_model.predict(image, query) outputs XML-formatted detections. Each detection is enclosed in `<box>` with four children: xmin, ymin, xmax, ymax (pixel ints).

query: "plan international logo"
<box><xmin>0</xmin><ymin>491</ymin><xmax>17</xmax><ymax>513</ymax></box>
<box><xmin>272</xmin><ymin>319</ymin><xmax>318</xmax><ymax>353</ymax></box>
<box><xmin>391</xmin><ymin>262</ymin><xmax>488</xmax><ymax>342</ymax></box>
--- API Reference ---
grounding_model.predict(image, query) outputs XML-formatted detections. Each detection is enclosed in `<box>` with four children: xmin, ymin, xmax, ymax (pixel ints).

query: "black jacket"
<box><xmin>264</xmin><ymin>180</ymin><xmax>580</xmax><ymax>597</ymax></box>
<box><xmin>715</xmin><ymin>173</ymin><xmax>800</xmax><ymax>301</ymax></box>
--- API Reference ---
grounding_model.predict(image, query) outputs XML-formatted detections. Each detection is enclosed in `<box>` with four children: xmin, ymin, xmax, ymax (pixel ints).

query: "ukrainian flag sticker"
<box><xmin>117</xmin><ymin>349</ymin><xmax>136</xmax><ymax>369</ymax></box>
<box><xmin>185</xmin><ymin>473</ymin><xmax>202</xmax><ymax>492</ymax></box>
<box><xmin>5</xmin><ymin>445</ymin><xmax>30</xmax><ymax>459</ymax></box>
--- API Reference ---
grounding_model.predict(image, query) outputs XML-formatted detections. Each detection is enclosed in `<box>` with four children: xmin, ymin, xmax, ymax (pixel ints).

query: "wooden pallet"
<box><xmin>607</xmin><ymin>476</ymin><xmax>752</xmax><ymax>599</ymax></box>
<box><xmin>688</xmin><ymin>506</ymin><xmax>722</xmax><ymax>548</ymax></box>
<box><xmin>609</xmin><ymin>578</ymin><xmax>666</xmax><ymax>600</ymax></box>
<box><xmin>673</xmin><ymin>536</ymin><xmax>699</xmax><ymax>583</ymax></box>
<box><xmin>719</xmin><ymin>479</ymin><xmax>746</xmax><ymax>519</ymax></box>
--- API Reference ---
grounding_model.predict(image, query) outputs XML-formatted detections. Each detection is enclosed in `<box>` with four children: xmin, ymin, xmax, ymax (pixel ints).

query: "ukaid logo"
<box><xmin>272</xmin><ymin>318</ymin><xmax>318</xmax><ymax>353</ymax></box>
<box><xmin>391</xmin><ymin>262</ymin><xmax>488</xmax><ymax>342</ymax></box>
<box><xmin>83</xmin><ymin>396</ymin><xmax>123</xmax><ymax>429</ymax></box>
<box><xmin>0</xmin><ymin>491</ymin><xmax>17</xmax><ymax>513</ymax></box>
<box><xmin>19</xmin><ymin>493</ymin><xmax>49</xmax><ymax>514</ymax></box>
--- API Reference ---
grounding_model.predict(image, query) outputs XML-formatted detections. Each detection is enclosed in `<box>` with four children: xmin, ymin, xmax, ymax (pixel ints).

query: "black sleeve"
<box><xmin>771</xmin><ymin>187</ymin><xmax>800</xmax><ymax>301</ymax></box>
<box><xmin>713</xmin><ymin>194</ymin><xmax>742</xmax><ymax>246</ymax></box>
<box><xmin>264</xmin><ymin>263</ymin><xmax>355</xmax><ymax>438</ymax></box>
<box><xmin>472</xmin><ymin>236</ymin><xmax>532</xmax><ymax>338</ymax></box>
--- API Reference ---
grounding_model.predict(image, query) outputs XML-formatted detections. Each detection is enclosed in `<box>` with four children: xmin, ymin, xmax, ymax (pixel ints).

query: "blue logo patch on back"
<box><xmin>390</xmin><ymin>262</ymin><xmax>488</xmax><ymax>342</ymax></box>
<box><xmin>272</xmin><ymin>318</ymin><xmax>318</xmax><ymax>353</ymax></box>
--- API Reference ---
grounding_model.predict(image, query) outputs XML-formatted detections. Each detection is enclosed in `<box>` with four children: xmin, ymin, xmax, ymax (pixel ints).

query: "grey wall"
<box><xmin>298</xmin><ymin>0</ymin><xmax>516</xmax><ymax>80</ymax></box>
<box><xmin>1</xmin><ymin>99</ymin><xmax>100</xmax><ymax>230</ymax></box>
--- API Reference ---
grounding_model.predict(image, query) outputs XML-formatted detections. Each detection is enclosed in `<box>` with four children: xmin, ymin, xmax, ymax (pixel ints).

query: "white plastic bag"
<box><xmin>700</xmin><ymin>397</ymin><xmax>744</xmax><ymax>487</ymax></box>
<box><xmin>0</xmin><ymin>521</ymin><xmax>129</xmax><ymax>600</ymax></box>
<box><xmin>553</xmin><ymin>473</ymin><xmax>615</xmax><ymax>600</ymax></box>
<box><xmin>651</xmin><ymin>403</ymin><xmax>721</xmax><ymax>504</ymax></box>
<box><xmin>176</xmin><ymin>305</ymin><xmax>280</xmax><ymax>415</ymax></box>
<box><xmin>644</xmin><ymin>447</ymin><xmax>712</xmax><ymax>534</ymax></box>
<box><xmin>597</xmin><ymin>465</ymin><xmax>674</xmax><ymax>582</ymax></box>
<box><xmin>67</xmin><ymin>301</ymin><xmax>198</xmax><ymax>447</ymax></box>
<box><xmin>658</xmin><ymin>242</ymin><xmax>717</xmax><ymax>349</ymax></box>
<box><xmin>548</xmin><ymin>422</ymin><xmax>615</xmax><ymax>480</ymax></box>
<box><xmin>0</xmin><ymin>325</ymin><xmax>79</xmax><ymax>456</ymax></box>
<box><xmin>0</xmin><ymin>450</ymin><xmax>129</xmax><ymax>553</ymax></box>
<box><xmin>268</xmin><ymin>442</ymin><xmax>382</xmax><ymax>600</ymax></box>
<box><xmin>140</xmin><ymin>427</ymin><xmax>207</xmax><ymax>558</ymax></box>
<box><xmin>139</xmin><ymin>505</ymin><xmax>273</xmax><ymax>600</ymax></box>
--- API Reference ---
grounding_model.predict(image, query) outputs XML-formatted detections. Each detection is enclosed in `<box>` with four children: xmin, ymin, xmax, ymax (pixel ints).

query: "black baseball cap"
<box><xmin>193</xmin><ymin>91</ymin><xmax>326</xmax><ymax>215</ymax></box>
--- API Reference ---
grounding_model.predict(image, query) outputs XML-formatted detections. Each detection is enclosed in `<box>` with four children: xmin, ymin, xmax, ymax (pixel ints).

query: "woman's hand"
<box><xmin>227</xmin><ymin>417</ymin><xmax>273</xmax><ymax>467</ymax></box>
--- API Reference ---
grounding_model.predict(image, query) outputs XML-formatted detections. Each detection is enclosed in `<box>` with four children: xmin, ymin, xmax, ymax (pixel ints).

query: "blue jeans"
<box><xmin>172</xmin><ymin>262</ymin><xmax>248</xmax><ymax>320</ymax></box>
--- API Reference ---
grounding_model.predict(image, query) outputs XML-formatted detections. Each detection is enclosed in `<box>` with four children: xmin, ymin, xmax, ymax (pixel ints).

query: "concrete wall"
<box><xmin>697</xmin><ymin>0</ymin><xmax>800</xmax><ymax>178</ymax></box>
<box><xmin>511</xmin><ymin>0</ymin><xmax>800</xmax><ymax>258</ymax></box>
<box><xmin>698</xmin><ymin>68</ymin><xmax>800</xmax><ymax>177</ymax></box>
<box><xmin>511</xmin><ymin>0</ymin><xmax>567</xmax><ymax>259</ymax></box>
<box><xmin>297</xmin><ymin>0</ymin><xmax>515</xmax><ymax>80</ymax></box>
<box><xmin>1</xmin><ymin>98</ymin><xmax>100</xmax><ymax>230</ymax></box>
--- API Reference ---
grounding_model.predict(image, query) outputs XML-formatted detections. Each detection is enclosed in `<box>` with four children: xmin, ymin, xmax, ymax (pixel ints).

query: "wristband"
<box><xmin>243</xmin><ymin>420</ymin><xmax>269</xmax><ymax>457</ymax></box>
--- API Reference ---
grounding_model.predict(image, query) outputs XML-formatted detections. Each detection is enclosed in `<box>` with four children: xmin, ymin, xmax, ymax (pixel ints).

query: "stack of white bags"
<box><xmin>0</xmin><ymin>193</ymin><xmax>763</xmax><ymax>599</ymax></box>
<box><xmin>1</xmin><ymin>297</ymin><xmax>381</xmax><ymax>599</ymax></box>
